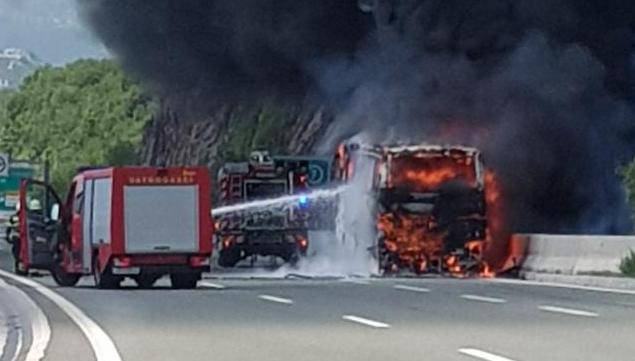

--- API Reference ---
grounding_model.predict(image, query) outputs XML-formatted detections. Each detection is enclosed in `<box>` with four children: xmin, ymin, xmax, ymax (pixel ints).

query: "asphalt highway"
<box><xmin>1</xmin><ymin>245</ymin><xmax>634</xmax><ymax>361</ymax></box>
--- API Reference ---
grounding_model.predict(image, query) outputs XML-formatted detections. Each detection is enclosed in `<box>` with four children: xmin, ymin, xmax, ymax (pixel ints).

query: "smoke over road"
<box><xmin>80</xmin><ymin>0</ymin><xmax>635</xmax><ymax>234</ymax></box>
<box><xmin>78</xmin><ymin>0</ymin><xmax>370</xmax><ymax>111</ymax></box>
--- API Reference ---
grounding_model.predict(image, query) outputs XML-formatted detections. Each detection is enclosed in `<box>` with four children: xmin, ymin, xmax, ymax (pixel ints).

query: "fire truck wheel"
<box><xmin>218</xmin><ymin>250</ymin><xmax>240</xmax><ymax>268</ymax></box>
<box><xmin>170</xmin><ymin>273</ymin><xmax>199</xmax><ymax>289</ymax></box>
<box><xmin>51</xmin><ymin>264</ymin><xmax>81</xmax><ymax>287</ymax></box>
<box><xmin>285</xmin><ymin>251</ymin><xmax>302</xmax><ymax>266</ymax></box>
<box><xmin>93</xmin><ymin>257</ymin><xmax>120</xmax><ymax>289</ymax></box>
<box><xmin>134</xmin><ymin>275</ymin><xmax>160</xmax><ymax>289</ymax></box>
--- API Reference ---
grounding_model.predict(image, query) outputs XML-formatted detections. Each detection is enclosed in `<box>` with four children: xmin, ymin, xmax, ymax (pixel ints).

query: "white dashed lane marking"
<box><xmin>538</xmin><ymin>305</ymin><xmax>599</xmax><ymax>317</ymax></box>
<box><xmin>258</xmin><ymin>295</ymin><xmax>293</xmax><ymax>305</ymax></box>
<box><xmin>393</xmin><ymin>284</ymin><xmax>430</xmax><ymax>293</ymax></box>
<box><xmin>460</xmin><ymin>294</ymin><xmax>507</xmax><ymax>304</ymax></box>
<box><xmin>199</xmin><ymin>281</ymin><xmax>226</xmax><ymax>290</ymax></box>
<box><xmin>341</xmin><ymin>315</ymin><xmax>390</xmax><ymax>329</ymax></box>
<box><xmin>458</xmin><ymin>348</ymin><xmax>516</xmax><ymax>361</ymax></box>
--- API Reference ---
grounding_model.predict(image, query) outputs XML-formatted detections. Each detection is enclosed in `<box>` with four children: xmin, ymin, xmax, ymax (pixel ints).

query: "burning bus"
<box><xmin>333</xmin><ymin>142</ymin><xmax>491</xmax><ymax>276</ymax></box>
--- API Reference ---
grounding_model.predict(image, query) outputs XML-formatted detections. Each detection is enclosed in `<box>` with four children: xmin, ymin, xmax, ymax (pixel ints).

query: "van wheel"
<box><xmin>51</xmin><ymin>264</ymin><xmax>81</xmax><ymax>287</ymax></box>
<box><xmin>93</xmin><ymin>257</ymin><xmax>120</xmax><ymax>289</ymax></box>
<box><xmin>170</xmin><ymin>273</ymin><xmax>198</xmax><ymax>289</ymax></box>
<box><xmin>14</xmin><ymin>259</ymin><xmax>28</xmax><ymax>276</ymax></box>
<box><xmin>134</xmin><ymin>275</ymin><xmax>160</xmax><ymax>289</ymax></box>
<box><xmin>12</xmin><ymin>243</ymin><xmax>27</xmax><ymax>276</ymax></box>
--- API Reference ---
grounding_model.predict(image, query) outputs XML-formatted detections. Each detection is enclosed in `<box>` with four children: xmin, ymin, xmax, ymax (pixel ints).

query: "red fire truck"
<box><xmin>215</xmin><ymin>151</ymin><xmax>310</xmax><ymax>267</ymax></box>
<box><xmin>16</xmin><ymin>167</ymin><xmax>213</xmax><ymax>289</ymax></box>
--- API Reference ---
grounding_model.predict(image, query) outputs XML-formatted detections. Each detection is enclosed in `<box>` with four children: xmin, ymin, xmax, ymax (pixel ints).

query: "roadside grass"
<box><xmin>619</xmin><ymin>250</ymin><xmax>635</xmax><ymax>277</ymax></box>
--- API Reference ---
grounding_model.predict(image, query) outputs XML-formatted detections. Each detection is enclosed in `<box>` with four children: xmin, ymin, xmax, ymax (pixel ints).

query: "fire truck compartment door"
<box><xmin>123</xmin><ymin>185</ymin><xmax>199</xmax><ymax>253</ymax></box>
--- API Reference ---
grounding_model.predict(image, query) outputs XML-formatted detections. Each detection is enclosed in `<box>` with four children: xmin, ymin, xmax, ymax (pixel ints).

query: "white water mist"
<box><xmin>275</xmin><ymin>152</ymin><xmax>379</xmax><ymax>277</ymax></box>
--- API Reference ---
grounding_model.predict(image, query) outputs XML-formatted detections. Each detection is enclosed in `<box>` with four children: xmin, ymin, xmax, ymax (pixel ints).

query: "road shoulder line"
<box><xmin>0</xmin><ymin>276</ymin><xmax>50</xmax><ymax>361</ymax></box>
<box><xmin>9</xmin><ymin>327</ymin><xmax>23</xmax><ymax>361</ymax></box>
<box><xmin>0</xmin><ymin>270</ymin><xmax>122</xmax><ymax>361</ymax></box>
<box><xmin>0</xmin><ymin>309</ymin><xmax>7</xmax><ymax>361</ymax></box>
<box><xmin>485</xmin><ymin>278</ymin><xmax>635</xmax><ymax>295</ymax></box>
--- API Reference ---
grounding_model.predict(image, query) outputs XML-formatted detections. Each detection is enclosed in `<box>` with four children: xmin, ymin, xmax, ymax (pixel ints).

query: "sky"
<box><xmin>0</xmin><ymin>0</ymin><xmax>108</xmax><ymax>64</ymax></box>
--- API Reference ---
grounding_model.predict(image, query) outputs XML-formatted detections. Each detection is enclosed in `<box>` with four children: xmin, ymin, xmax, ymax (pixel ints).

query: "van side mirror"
<box><xmin>50</xmin><ymin>203</ymin><xmax>60</xmax><ymax>221</ymax></box>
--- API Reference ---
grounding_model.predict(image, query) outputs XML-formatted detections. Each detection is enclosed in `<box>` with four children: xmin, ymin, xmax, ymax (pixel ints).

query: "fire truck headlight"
<box><xmin>222</xmin><ymin>236</ymin><xmax>235</xmax><ymax>249</ymax></box>
<box><xmin>297</xmin><ymin>236</ymin><xmax>308</xmax><ymax>249</ymax></box>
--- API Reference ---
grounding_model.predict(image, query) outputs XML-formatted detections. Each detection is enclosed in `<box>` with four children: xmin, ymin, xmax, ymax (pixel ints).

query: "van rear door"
<box><xmin>123</xmin><ymin>184</ymin><xmax>199</xmax><ymax>253</ymax></box>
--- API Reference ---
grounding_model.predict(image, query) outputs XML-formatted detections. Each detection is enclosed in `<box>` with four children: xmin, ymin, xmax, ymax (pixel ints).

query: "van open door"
<box><xmin>17</xmin><ymin>179</ymin><xmax>62</xmax><ymax>274</ymax></box>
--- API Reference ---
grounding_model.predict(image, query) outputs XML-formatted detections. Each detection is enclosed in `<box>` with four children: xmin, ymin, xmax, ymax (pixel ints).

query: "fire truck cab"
<box><xmin>333</xmin><ymin>142</ymin><xmax>488</xmax><ymax>275</ymax></box>
<box><xmin>215</xmin><ymin>151</ymin><xmax>310</xmax><ymax>267</ymax></box>
<box><xmin>16</xmin><ymin>167</ymin><xmax>213</xmax><ymax>289</ymax></box>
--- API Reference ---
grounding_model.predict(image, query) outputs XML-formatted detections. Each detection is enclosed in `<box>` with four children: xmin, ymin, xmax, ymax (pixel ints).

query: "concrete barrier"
<box><xmin>511</xmin><ymin>234</ymin><xmax>635</xmax><ymax>275</ymax></box>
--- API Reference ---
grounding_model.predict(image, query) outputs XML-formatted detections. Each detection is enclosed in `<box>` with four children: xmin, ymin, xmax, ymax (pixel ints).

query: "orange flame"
<box><xmin>390</xmin><ymin>156</ymin><xmax>477</xmax><ymax>191</ymax></box>
<box><xmin>403</xmin><ymin>167</ymin><xmax>461</xmax><ymax>189</ymax></box>
<box><xmin>378</xmin><ymin>212</ymin><xmax>445</xmax><ymax>273</ymax></box>
<box><xmin>483</xmin><ymin>170</ymin><xmax>509</xmax><ymax>273</ymax></box>
<box><xmin>377</xmin><ymin>162</ymin><xmax>499</xmax><ymax>278</ymax></box>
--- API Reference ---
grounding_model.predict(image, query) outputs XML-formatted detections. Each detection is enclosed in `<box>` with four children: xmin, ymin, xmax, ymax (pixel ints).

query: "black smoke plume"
<box><xmin>80</xmin><ymin>0</ymin><xmax>635</xmax><ymax>234</ymax></box>
<box><xmin>79</xmin><ymin>0</ymin><xmax>371</xmax><ymax>110</ymax></box>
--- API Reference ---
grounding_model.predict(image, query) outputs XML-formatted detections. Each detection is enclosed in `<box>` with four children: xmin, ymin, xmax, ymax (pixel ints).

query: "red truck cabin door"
<box><xmin>68</xmin><ymin>178</ymin><xmax>99</xmax><ymax>274</ymax></box>
<box><xmin>18</xmin><ymin>179</ymin><xmax>63</xmax><ymax>272</ymax></box>
<box><xmin>81</xmin><ymin>176</ymin><xmax>113</xmax><ymax>272</ymax></box>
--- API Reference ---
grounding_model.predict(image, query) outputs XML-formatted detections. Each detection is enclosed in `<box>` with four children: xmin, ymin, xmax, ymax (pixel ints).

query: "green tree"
<box><xmin>221</xmin><ymin>102</ymin><xmax>296</xmax><ymax>162</ymax></box>
<box><xmin>0</xmin><ymin>89</ymin><xmax>13</xmax><ymax>121</ymax></box>
<box><xmin>620</xmin><ymin>159</ymin><xmax>635</xmax><ymax>226</ymax></box>
<box><xmin>620</xmin><ymin>250</ymin><xmax>635</xmax><ymax>277</ymax></box>
<box><xmin>0</xmin><ymin>59</ymin><xmax>154</xmax><ymax>194</ymax></box>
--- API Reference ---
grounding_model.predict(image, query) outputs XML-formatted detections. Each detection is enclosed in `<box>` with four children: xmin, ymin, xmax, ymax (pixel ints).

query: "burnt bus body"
<box><xmin>216</xmin><ymin>151</ymin><xmax>310</xmax><ymax>267</ymax></box>
<box><xmin>334</xmin><ymin>143</ymin><xmax>488</xmax><ymax>275</ymax></box>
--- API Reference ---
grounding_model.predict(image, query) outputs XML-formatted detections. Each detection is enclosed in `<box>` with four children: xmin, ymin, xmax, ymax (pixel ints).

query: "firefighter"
<box><xmin>7</xmin><ymin>199</ymin><xmax>43</xmax><ymax>275</ymax></box>
<box><xmin>6</xmin><ymin>203</ymin><xmax>22</xmax><ymax>273</ymax></box>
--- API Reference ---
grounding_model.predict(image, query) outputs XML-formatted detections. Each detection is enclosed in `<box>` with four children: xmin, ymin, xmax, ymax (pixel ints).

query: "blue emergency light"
<box><xmin>298</xmin><ymin>195</ymin><xmax>309</xmax><ymax>208</ymax></box>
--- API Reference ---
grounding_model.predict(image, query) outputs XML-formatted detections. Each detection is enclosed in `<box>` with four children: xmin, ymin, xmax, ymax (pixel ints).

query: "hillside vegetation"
<box><xmin>3</xmin><ymin>57</ymin><xmax>635</xmax><ymax>226</ymax></box>
<box><xmin>0</xmin><ymin>59</ymin><xmax>154</xmax><ymax>194</ymax></box>
<box><xmin>620</xmin><ymin>160</ymin><xmax>635</xmax><ymax>226</ymax></box>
